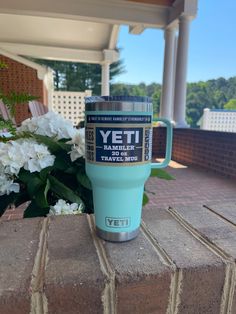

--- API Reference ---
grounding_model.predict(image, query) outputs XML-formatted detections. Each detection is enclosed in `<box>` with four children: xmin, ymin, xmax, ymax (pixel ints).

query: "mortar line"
<box><xmin>141</xmin><ymin>221</ymin><xmax>182</xmax><ymax>314</ymax></box>
<box><xmin>87</xmin><ymin>215</ymin><xmax>116</xmax><ymax>314</ymax></box>
<box><xmin>30</xmin><ymin>217</ymin><xmax>50</xmax><ymax>314</ymax></box>
<box><xmin>168</xmin><ymin>207</ymin><xmax>236</xmax><ymax>314</ymax></box>
<box><xmin>204</xmin><ymin>204</ymin><xmax>236</xmax><ymax>228</ymax></box>
<box><xmin>220</xmin><ymin>263</ymin><xmax>236</xmax><ymax>314</ymax></box>
<box><xmin>141</xmin><ymin>221</ymin><xmax>175</xmax><ymax>267</ymax></box>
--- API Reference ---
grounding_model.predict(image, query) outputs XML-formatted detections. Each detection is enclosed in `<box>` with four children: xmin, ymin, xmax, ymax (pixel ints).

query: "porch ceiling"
<box><xmin>0</xmin><ymin>13</ymin><xmax>119</xmax><ymax>63</ymax></box>
<box><xmin>0</xmin><ymin>0</ymin><xmax>197</xmax><ymax>63</ymax></box>
<box><xmin>127</xmin><ymin>0</ymin><xmax>175</xmax><ymax>6</ymax></box>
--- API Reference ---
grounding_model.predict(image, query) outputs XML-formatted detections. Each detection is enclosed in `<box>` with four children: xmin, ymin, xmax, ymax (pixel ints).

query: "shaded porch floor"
<box><xmin>1</xmin><ymin>160</ymin><xmax>236</xmax><ymax>221</ymax></box>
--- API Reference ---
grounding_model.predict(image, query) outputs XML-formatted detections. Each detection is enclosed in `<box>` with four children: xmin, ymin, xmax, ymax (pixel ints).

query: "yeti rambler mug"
<box><xmin>85</xmin><ymin>96</ymin><xmax>172</xmax><ymax>242</ymax></box>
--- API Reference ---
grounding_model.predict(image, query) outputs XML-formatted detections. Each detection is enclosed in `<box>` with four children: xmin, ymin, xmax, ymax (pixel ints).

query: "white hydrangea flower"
<box><xmin>49</xmin><ymin>199</ymin><xmax>83</xmax><ymax>215</ymax></box>
<box><xmin>0</xmin><ymin>173</ymin><xmax>20</xmax><ymax>196</ymax></box>
<box><xmin>17</xmin><ymin>111</ymin><xmax>76</xmax><ymax>140</ymax></box>
<box><xmin>0</xmin><ymin>141</ymin><xmax>26</xmax><ymax>175</ymax></box>
<box><xmin>0</xmin><ymin>139</ymin><xmax>55</xmax><ymax>175</ymax></box>
<box><xmin>67</xmin><ymin>128</ymin><xmax>85</xmax><ymax>161</ymax></box>
<box><xmin>22</xmin><ymin>140</ymin><xmax>55</xmax><ymax>173</ymax></box>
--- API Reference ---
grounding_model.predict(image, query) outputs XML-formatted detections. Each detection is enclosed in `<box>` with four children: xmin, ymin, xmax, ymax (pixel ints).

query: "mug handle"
<box><xmin>151</xmin><ymin>118</ymin><xmax>173</xmax><ymax>169</ymax></box>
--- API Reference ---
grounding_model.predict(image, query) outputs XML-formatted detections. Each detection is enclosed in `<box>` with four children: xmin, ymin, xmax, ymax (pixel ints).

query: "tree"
<box><xmin>224</xmin><ymin>99</ymin><xmax>236</xmax><ymax>110</ymax></box>
<box><xmin>33</xmin><ymin>58</ymin><xmax>126</xmax><ymax>95</ymax></box>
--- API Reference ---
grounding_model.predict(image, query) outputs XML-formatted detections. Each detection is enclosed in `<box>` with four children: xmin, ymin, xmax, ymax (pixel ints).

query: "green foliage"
<box><xmin>224</xmin><ymin>99</ymin><xmax>236</xmax><ymax>110</ymax></box>
<box><xmin>186</xmin><ymin>77</ymin><xmax>236</xmax><ymax>127</ymax></box>
<box><xmin>0</xmin><ymin>117</ymin><xmax>16</xmax><ymax>138</ymax></box>
<box><xmin>142</xmin><ymin>193</ymin><xmax>149</xmax><ymax>206</ymax></box>
<box><xmin>111</xmin><ymin>82</ymin><xmax>162</xmax><ymax>115</ymax></box>
<box><xmin>111</xmin><ymin>77</ymin><xmax>236</xmax><ymax>128</ymax></box>
<box><xmin>150</xmin><ymin>169</ymin><xmax>175</xmax><ymax>180</ymax></box>
<box><xmin>32</xmin><ymin>57</ymin><xmax>126</xmax><ymax>95</ymax></box>
<box><xmin>31</xmin><ymin>60</ymin><xmax>236</xmax><ymax>128</ymax></box>
<box><xmin>0</xmin><ymin>62</ymin><xmax>8</xmax><ymax>69</ymax></box>
<box><xmin>1</xmin><ymin>92</ymin><xmax>37</xmax><ymax>117</ymax></box>
<box><xmin>0</xmin><ymin>134</ymin><xmax>93</xmax><ymax>218</ymax></box>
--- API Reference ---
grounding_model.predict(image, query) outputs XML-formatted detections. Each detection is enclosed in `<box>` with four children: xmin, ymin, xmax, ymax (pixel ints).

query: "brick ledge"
<box><xmin>1</xmin><ymin>203</ymin><xmax>236</xmax><ymax>313</ymax></box>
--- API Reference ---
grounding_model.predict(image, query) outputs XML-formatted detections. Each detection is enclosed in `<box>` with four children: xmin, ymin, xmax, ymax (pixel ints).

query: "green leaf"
<box><xmin>57</xmin><ymin>140</ymin><xmax>71</xmax><ymax>152</ymax></box>
<box><xmin>64</xmin><ymin>166</ymin><xmax>77</xmax><ymax>175</ymax></box>
<box><xmin>48</xmin><ymin>175</ymin><xmax>83</xmax><ymax>204</ymax></box>
<box><xmin>34</xmin><ymin>179</ymin><xmax>50</xmax><ymax>208</ymax></box>
<box><xmin>44</xmin><ymin>179</ymin><xmax>50</xmax><ymax>200</ymax></box>
<box><xmin>0</xmin><ymin>193</ymin><xmax>18</xmax><ymax>216</ymax></box>
<box><xmin>76</xmin><ymin>169</ymin><xmax>92</xmax><ymax>190</ymax></box>
<box><xmin>14</xmin><ymin>192</ymin><xmax>30</xmax><ymax>208</ymax></box>
<box><xmin>2</xmin><ymin>92</ymin><xmax>37</xmax><ymax>117</ymax></box>
<box><xmin>23</xmin><ymin>200</ymin><xmax>49</xmax><ymax>218</ymax></box>
<box><xmin>32</xmin><ymin>134</ymin><xmax>62</xmax><ymax>154</ymax></box>
<box><xmin>0</xmin><ymin>61</ymin><xmax>8</xmax><ymax>69</ymax></box>
<box><xmin>53</xmin><ymin>152</ymin><xmax>71</xmax><ymax>170</ymax></box>
<box><xmin>150</xmin><ymin>169</ymin><xmax>175</xmax><ymax>180</ymax></box>
<box><xmin>39</xmin><ymin>166</ymin><xmax>53</xmax><ymax>182</ymax></box>
<box><xmin>142</xmin><ymin>193</ymin><xmax>149</xmax><ymax>206</ymax></box>
<box><xmin>27</xmin><ymin>177</ymin><xmax>44</xmax><ymax>199</ymax></box>
<box><xmin>18</xmin><ymin>168</ymin><xmax>36</xmax><ymax>184</ymax></box>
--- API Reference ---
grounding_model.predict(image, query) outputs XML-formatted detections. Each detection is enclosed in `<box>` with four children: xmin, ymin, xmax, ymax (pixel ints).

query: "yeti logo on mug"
<box><xmin>105</xmin><ymin>217</ymin><xmax>131</xmax><ymax>228</ymax></box>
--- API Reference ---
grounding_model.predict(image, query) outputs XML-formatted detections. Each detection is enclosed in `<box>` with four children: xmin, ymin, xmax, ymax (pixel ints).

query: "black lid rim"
<box><xmin>85</xmin><ymin>95</ymin><xmax>152</xmax><ymax>104</ymax></box>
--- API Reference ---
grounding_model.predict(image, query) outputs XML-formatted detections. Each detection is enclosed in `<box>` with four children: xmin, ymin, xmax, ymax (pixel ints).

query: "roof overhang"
<box><xmin>0</xmin><ymin>0</ymin><xmax>197</xmax><ymax>63</ymax></box>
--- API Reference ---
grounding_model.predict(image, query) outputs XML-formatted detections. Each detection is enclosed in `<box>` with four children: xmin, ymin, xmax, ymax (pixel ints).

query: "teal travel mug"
<box><xmin>85</xmin><ymin>96</ymin><xmax>172</xmax><ymax>242</ymax></box>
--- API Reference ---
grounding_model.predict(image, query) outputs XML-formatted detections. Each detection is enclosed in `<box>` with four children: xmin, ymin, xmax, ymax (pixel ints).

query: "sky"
<box><xmin>114</xmin><ymin>0</ymin><xmax>236</xmax><ymax>85</ymax></box>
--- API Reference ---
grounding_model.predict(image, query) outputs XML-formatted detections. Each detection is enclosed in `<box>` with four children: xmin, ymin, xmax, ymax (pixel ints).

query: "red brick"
<box><xmin>0</xmin><ymin>218</ymin><xmax>43</xmax><ymax>314</ymax></box>
<box><xmin>45</xmin><ymin>215</ymin><xmax>106</xmax><ymax>314</ymax></box>
<box><xmin>142</xmin><ymin>207</ymin><xmax>225</xmax><ymax>314</ymax></box>
<box><xmin>0</xmin><ymin>55</ymin><xmax>47</xmax><ymax>124</ymax></box>
<box><xmin>104</xmin><ymin>231</ymin><xmax>172</xmax><ymax>314</ymax></box>
<box><xmin>152</xmin><ymin>127</ymin><xmax>236</xmax><ymax>178</ymax></box>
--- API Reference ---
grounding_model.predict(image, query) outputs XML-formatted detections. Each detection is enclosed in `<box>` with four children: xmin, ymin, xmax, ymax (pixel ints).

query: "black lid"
<box><xmin>85</xmin><ymin>95</ymin><xmax>152</xmax><ymax>104</ymax></box>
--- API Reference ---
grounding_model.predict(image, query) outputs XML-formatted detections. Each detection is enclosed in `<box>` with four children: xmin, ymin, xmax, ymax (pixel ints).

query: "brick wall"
<box><xmin>152</xmin><ymin>126</ymin><xmax>167</xmax><ymax>157</ymax></box>
<box><xmin>0</xmin><ymin>55</ymin><xmax>46</xmax><ymax>124</ymax></box>
<box><xmin>152</xmin><ymin>127</ymin><xmax>236</xmax><ymax>179</ymax></box>
<box><xmin>2</xmin><ymin>208</ymin><xmax>236</xmax><ymax>313</ymax></box>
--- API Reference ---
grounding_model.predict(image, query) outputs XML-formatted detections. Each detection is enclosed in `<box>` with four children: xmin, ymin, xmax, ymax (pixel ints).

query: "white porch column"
<box><xmin>173</xmin><ymin>15</ymin><xmax>191</xmax><ymax>128</ymax></box>
<box><xmin>101</xmin><ymin>61</ymin><xmax>110</xmax><ymax>96</ymax></box>
<box><xmin>160</xmin><ymin>27</ymin><xmax>176</xmax><ymax>120</ymax></box>
<box><xmin>101</xmin><ymin>49</ymin><xmax>119</xmax><ymax>96</ymax></box>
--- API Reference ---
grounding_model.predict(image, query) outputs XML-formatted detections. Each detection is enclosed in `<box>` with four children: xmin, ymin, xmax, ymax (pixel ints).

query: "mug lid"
<box><xmin>85</xmin><ymin>95</ymin><xmax>152</xmax><ymax>104</ymax></box>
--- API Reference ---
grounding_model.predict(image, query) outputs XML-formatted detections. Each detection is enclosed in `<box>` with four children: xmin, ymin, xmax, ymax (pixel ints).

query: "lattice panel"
<box><xmin>203</xmin><ymin>110</ymin><xmax>236</xmax><ymax>133</ymax></box>
<box><xmin>52</xmin><ymin>91</ymin><xmax>92</xmax><ymax>126</ymax></box>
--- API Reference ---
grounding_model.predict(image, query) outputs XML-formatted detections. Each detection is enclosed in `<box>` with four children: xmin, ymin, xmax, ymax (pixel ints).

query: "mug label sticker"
<box><xmin>86</xmin><ymin>115</ymin><xmax>152</xmax><ymax>165</ymax></box>
<box><xmin>96</xmin><ymin>127</ymin><xmax>143</xmax><ymax>163</ymax></box>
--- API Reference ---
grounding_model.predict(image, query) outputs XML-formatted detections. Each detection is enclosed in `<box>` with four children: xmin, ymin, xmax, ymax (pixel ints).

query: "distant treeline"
<box><xmin>34</xmin><ymin>59</ymin><xmax>236</xmax><ymax>128</ymax></box>
<box><xmin>111</xmin><ymin>77</ymin><xmax>236</xmax><ymax>127</ymax></box>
